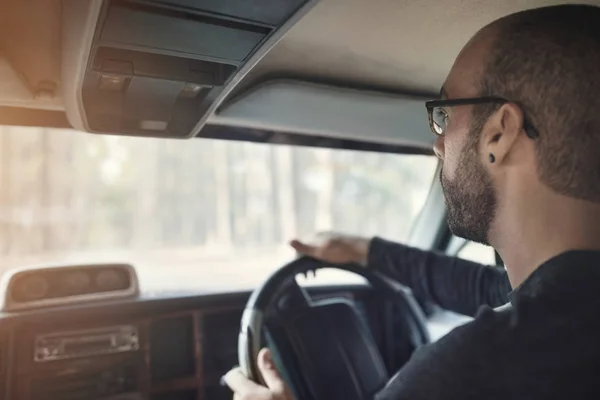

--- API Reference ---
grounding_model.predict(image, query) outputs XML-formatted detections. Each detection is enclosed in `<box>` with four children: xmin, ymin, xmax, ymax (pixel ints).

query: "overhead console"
<box><xmin>63</xmin><ymin>0</ymin><xmax>314</xmax><ymax>138</ymax></box>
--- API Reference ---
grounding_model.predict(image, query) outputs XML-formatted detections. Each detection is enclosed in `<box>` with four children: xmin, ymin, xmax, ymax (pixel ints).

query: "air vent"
<box><xmin>150</xmin><ymin>315</ymin><xmax>196</xmax><ymax>381</ymax></box>
<box><xmin>1</xmin><ymin>264</ymin><xmax>139</xmax><ymax>311</ymax></box>
<box><xmin>202</xmin><ymin>310</ymin><xmax>242</xmax><ymax>376</ymax></box>
<box><xmin>30</xmin><ymin>365</ymin><xmax>137</xmax><ymax>400</ymax></box>
<box><xmin>202</xmin><ymin>311</ymin><xmax>243</xmax><ymax>400</ymax></box>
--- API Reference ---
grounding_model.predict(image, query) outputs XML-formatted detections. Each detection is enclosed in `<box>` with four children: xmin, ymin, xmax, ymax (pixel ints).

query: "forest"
<box><xmin>0</xmin><ymin>126</ymin><xmax>437</xmax><ymax>287</ymax></box>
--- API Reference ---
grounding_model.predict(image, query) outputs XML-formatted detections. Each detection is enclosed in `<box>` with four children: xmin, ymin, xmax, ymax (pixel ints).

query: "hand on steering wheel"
<box><xmin>224</xmin><ymin>348</ymin><xmax>295</xmax><ymax>400</ymax></box>
<box><xmin>290</xmin><ymin>232</ymin><xmax>372</xmax><ymax>266</ymax></box>
<box><xmin>225</xmin><ymin>233</ymin><xmax>376</xmax><ymax>400</ymax></box>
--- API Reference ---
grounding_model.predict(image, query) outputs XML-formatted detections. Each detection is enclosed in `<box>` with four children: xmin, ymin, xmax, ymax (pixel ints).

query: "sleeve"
<box><xmin>367</xmin><ymin>237</ymin><xmax>511</xmax><ymax>317</ymax></box>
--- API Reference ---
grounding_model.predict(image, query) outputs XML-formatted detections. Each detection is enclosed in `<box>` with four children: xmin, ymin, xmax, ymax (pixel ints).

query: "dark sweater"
<box><xmin>370</xmin><ymin>242</ymin><xmax>600</xmax><ymax>400</ymax></box>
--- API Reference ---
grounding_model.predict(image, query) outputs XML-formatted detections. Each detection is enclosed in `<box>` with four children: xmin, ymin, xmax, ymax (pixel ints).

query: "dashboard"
<box><xmin>0</xmin><ymin>285</ymin><xmax>411</xmax><ymax>400</ymax></box>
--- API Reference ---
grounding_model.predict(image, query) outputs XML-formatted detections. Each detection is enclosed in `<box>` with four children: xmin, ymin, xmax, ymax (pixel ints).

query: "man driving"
<box><xmin>225</xmin><ymin>4</ymin><xmax>600</xmax><ymax>399</ymax></box>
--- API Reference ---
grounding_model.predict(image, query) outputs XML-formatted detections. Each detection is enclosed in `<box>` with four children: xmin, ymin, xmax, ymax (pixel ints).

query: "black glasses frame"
<box><xmin>425</xmin><ymin>96</ymin><xmax>539</xmax><ymax>139</ymax></box>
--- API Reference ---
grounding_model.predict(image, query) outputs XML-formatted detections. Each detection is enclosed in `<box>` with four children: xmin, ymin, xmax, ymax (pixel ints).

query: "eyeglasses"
<box><xmin>425</xmin><ymin>96</ymin><xmax>539</xmax><ymax>139</ymax></box>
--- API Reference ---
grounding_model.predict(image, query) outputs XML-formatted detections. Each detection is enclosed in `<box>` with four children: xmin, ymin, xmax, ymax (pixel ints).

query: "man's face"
<box><xmin>435</xmin><ymin>33</ymin><xmax>498</xmax><ymax>245</ymax></box>
<box><xmin>440</xmin><ymin>113</ymin><xmax>497</xmax><ymax>245</ymax></box>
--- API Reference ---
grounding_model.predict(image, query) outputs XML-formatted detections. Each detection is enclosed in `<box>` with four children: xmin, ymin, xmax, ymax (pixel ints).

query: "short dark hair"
<box><xmin>478</xmin><ymin>5</ymin><xmax>600</xmax><ymax>202</ymax></box>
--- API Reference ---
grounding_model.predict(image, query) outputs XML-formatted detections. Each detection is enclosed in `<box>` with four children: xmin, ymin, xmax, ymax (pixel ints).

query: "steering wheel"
<box><xmin>238</xmin><ymin>256</ymin><xmax>430</xmax><ymax>400</ymax></box>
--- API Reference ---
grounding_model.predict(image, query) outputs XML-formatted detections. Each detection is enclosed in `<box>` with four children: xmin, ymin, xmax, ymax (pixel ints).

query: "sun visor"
<box><xmin>211</xmin><ymin>80</ymin><xmax>435</xmax><ymax>149</ymax></box>
<box><xmin>62</xmin><ymin>0</ymin><xmax>315</xmax><ymax>137</ymax></box>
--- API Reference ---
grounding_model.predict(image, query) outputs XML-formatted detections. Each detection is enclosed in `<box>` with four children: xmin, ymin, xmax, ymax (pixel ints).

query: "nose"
<box><xmin>433</xmin><ymin>136</ymin><xmax>445</xmax><ymax>160</ymax></box>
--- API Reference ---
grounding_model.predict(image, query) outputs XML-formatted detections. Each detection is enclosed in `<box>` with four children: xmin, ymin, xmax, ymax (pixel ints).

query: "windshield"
<box><xmin>0</xmin><ymin>126</ymin><xmax>437</xmax><ymax>292</ymax></box>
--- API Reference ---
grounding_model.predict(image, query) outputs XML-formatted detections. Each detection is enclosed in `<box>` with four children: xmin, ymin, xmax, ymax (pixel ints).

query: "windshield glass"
<box><xmin>0</xmin><ymin>126</ymin><xmax>437</xmax><ymax>292</ymax></box>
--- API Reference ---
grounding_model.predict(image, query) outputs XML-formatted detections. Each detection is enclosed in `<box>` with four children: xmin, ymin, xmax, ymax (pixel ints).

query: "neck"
<box><xmin>492</xmin><ymin>186</ymin><xmax>600</xmax><ymax>288</ymax></box>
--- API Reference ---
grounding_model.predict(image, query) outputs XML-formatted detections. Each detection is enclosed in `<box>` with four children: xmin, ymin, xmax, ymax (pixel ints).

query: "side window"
<box><xmin>457</xmin><ymin>242</ymin><xmax>497</xmax><ymax>265</ymax></box>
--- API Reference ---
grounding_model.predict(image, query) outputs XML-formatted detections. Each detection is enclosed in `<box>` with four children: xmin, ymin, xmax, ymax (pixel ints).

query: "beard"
<box><xmin>440</xmin><ymin>120</ymin><xmax>497</xmax><ymax>246</ymax></box>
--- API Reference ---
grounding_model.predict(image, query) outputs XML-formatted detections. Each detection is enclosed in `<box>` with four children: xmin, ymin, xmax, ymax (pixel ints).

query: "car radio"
<box><xmin>34</xmin><ymin>325</ymin><xmax>139</xmax><ymax>362</ymax></box>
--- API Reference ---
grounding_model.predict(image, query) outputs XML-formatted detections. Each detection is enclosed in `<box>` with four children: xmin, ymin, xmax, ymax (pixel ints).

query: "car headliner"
<box><xmin>237</xmin><ymin>0</ymin><xmax>599</xmax><ymax>97</ymax></box>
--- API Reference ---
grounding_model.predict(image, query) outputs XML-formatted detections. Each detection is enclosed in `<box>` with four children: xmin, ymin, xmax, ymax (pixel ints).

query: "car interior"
<box><xmin>0</xmin><ymin>0</ymin><xmax>593</xmax><ymax>399</ymax></box>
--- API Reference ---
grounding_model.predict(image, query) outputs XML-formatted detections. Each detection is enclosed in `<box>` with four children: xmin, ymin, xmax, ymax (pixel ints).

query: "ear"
<box><xmin>481</xmin><ymin>103</ymin><xmax>524</xmax><ymax>165</ymax></box>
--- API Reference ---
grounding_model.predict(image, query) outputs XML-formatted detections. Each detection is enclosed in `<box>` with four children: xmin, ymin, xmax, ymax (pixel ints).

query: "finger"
<box><xmin>290</xmin><ymin>240</ymin><xmax>319</xmax><ymax>257</ymax></box>
<box><xmin>223</xmin><ymin>367</ymin><xmax>261</xmax><ymax>394</ymax></box>
<box><xmin>257</xmin><ymin>348</ymin><xmax>286</xmax><ymax>394</ymax></box>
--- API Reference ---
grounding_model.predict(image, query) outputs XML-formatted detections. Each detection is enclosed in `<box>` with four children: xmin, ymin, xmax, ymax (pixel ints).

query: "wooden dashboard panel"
<box><xmin>9</xmin><ymin>303</ymin><xmax>243</xmax><ymax>400</ymax></box>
